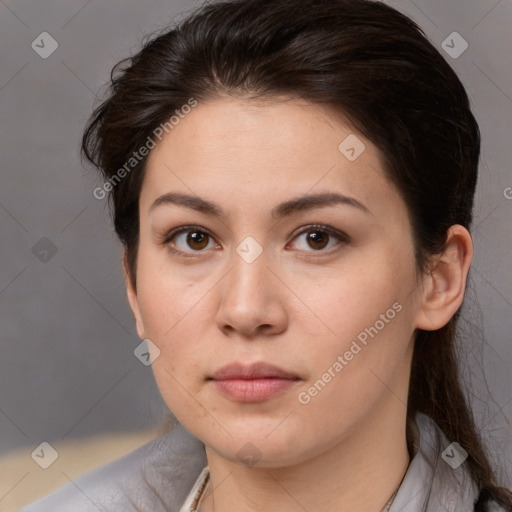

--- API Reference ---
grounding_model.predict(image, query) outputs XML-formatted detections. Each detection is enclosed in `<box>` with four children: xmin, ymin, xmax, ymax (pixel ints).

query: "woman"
<box><xmin>20</xmin><ymin>0</ymin><xmax>512</xmax><ymax>511</ymax></box>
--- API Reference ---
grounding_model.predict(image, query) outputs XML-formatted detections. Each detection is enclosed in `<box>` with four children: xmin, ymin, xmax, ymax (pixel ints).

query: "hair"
<box><xmin>81</xmin><ymin>0</ymin><xmax>512</xmax><ymax>507</ymax></box>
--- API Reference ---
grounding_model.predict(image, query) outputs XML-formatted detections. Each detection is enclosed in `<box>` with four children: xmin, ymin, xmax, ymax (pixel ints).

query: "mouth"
<box><xmin>207</xmin><ymin>361</ymin><xmax>302</xmax><ymax>403</ymax></box>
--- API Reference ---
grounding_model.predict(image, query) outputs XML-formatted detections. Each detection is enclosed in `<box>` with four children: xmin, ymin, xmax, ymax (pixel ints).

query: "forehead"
<box><xmin>141</xmin><ymin>97</ymin><xmax>404</xmax><ymax>222</ymax></box>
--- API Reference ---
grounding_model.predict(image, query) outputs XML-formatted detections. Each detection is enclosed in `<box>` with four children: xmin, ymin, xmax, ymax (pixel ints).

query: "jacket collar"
<box><xmin>392</xmin><ymin>412</ymin><xmax>479</xmax><ymax>511</ymax></box>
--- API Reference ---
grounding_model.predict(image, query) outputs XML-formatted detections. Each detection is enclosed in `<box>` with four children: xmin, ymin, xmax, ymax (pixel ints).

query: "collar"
<box><xmin>391</xmin><ymin>412</ymin><xmax>478</xmax><ymax>511</ymax></box>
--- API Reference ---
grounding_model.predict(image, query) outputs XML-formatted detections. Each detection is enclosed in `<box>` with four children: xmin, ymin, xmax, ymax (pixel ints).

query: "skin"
<box><xmin>125</xmin><ymin>96</ymin><xmax>473</xmax><ymax>512</ymax></box>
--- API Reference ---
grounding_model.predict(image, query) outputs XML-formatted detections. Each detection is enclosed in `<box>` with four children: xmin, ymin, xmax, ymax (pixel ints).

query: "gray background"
<box><xmin>1</xmin><ymin>0</ymin><xmax>511</xmax><ymax>493</ymax></box>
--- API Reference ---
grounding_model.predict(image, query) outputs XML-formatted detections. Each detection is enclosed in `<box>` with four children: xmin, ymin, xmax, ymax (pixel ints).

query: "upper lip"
<box><xmin>210</xmin><ymin>362</ymin><xmax>300</xmax><ymax>380</ymax></box>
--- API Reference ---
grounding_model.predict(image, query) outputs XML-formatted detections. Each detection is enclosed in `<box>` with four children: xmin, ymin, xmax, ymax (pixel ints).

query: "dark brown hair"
<box><xmin>81</xmin><ymin>0</ymin><xmax>512</xmax><ymax>507</ymax></box>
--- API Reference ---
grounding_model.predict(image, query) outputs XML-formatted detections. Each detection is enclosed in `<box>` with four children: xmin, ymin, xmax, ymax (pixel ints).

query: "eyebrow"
<box><xmin>149</xmin><ymin>191</ymin><xmax>371</xmax><ymax>219</ymax></box>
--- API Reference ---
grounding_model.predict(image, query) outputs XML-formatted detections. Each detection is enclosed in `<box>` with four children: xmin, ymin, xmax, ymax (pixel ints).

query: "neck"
<box><xmin>199</xmin><ymin>395</ymin><xmax>411</xmax><ymax>512</ymax></box>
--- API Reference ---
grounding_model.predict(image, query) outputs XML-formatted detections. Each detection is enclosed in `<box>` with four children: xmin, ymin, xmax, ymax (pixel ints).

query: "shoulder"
<box><xmin>18</xmin><ymin>423</ymin><xmax>207</xmax><ymax>512</ymax></box>
<box><xmin>412</xmin><ymin>413</ymin><xmax>511</xmax><ymax>512</ymax></box>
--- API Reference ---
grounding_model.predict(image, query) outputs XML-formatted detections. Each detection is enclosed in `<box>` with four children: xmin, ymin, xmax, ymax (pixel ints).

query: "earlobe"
<box><xmin>123</xmin><ymin>252</ymin><xmax>146</xmax><ymax>339</ymax></box>
<box><xmin>415</xmin><ymin>225</ymin><xmax>473</xmax><ymax>331</ymax></box>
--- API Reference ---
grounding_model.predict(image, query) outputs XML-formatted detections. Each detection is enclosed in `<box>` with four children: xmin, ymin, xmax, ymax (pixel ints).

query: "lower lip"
<box><xmin>211</xmin><ymin>378</ymin><xmax>300</xmax><ymax>402</ymax></box>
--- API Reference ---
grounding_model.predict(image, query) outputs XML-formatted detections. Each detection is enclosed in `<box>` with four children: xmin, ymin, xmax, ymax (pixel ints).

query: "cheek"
<box><xmin>289</xmin><ymin>254</ymin><xmax>416</xmax><ymax>399</ymax></box>
<box><xmin>291</xmin><ymin>299</ymin><xmax>413</xmax><ymax>446</ymax></box>
<box><xmin>287</xmin><ymin>250</ymin><xmax>413</xmax><ymax>340</ymax></box>
<box><xmin>133</xmin><ymin>265</ymin><xmax>204</xmax><ymax>392</ymax></box>
<box><xmin>135</xmin><ymin>246</ymin><xmax>206</xmax><ymax>339</ymax></box>
<box><xmin>133</xmin><ymin>249</ymin><xmax>226</xmax><ymax>395</ymax></box>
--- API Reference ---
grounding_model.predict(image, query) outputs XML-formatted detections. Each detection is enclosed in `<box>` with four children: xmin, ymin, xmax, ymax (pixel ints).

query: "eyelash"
<box><xmin>161</xmin><ymin>224</ymin><xmax>350</xmax><ymax>258</ymax></box>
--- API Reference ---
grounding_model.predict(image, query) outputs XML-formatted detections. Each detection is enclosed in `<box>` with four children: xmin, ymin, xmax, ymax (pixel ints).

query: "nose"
<box><xmin>214</xmin><ymin>243</ymin><xmax>288</xmax><ymax>339</ymax></box>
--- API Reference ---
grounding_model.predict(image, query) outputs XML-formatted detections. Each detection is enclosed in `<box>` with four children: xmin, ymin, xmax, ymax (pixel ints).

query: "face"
<box><xmin>127</xmin><ymin>96</ymin><xmax>425</xmax><ymax>467</ymax></box>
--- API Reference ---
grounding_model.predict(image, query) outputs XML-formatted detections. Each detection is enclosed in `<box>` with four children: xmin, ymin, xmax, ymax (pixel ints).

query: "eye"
<box><xmin>162</xmin><ymin>226</ymin><xmax>219</xmax><ymax>256</ymax></box>
<box><xmin>162</xmin><ymin>223</ymin><xmax>349</xmax><ymax>258</ymax></box>
<box><xmin>288</xmin><ymin>224</ymin><xmax>349</xmax><ymax>255</ymax></box>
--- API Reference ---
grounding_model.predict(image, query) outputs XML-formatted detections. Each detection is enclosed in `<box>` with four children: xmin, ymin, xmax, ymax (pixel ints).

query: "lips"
<box><xmin>209</xmin><ymin>361</ymin><xmax>300</xmax><ymax>381</ymax></box>
<box><xmin>208</xmin><ymin>362</ymin><xmax>301</xmax><ymax>402</ymax></box>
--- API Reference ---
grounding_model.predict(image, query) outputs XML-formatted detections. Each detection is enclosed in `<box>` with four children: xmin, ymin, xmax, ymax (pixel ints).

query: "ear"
<box><xmin>415</xmin><ymin>225</ymin><xmax>473</xmax><ymax>331</ymax></box>
<box><xmin>123</xmin><ymin>251</ymin><xmax>146</xmax><ymax>339</ymax></box>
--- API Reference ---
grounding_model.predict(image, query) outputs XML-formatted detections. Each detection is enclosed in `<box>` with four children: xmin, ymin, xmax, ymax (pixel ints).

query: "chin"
<box><xmin>204</xmin><ymin>427</ymin><xmax>310</xmax><ymax>468</ymax></box>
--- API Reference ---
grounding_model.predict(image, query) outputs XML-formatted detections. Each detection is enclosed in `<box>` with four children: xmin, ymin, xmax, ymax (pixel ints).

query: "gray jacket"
<box><xmin>19</xmin><ymin>412</ymin><xmax>509</xmax><ymax>512</ymax></box>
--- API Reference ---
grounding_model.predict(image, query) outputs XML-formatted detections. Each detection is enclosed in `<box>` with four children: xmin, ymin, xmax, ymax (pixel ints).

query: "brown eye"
<box><xmin>305</xmin><ymin>231</ymin><xmax>330</xmax><ymax>250</ymax></box>
<box><xmin>289</xmin><ymin>224</ymin><xmax>349</xmax><ymax>254</ymax></box>
<box><xmin>185</xmin><ymin>231</ymin><xmax>210</xmax><ymax>250</ymax></box>
<box><xmin>164</xmin><ymin>226</ymin><xmax>217</xmax><ymax>255</ymax></box>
